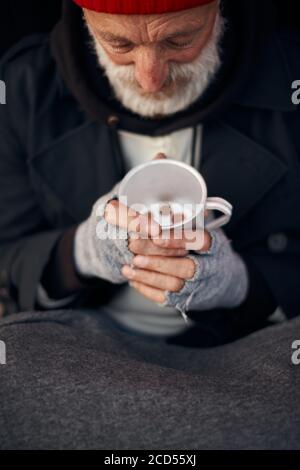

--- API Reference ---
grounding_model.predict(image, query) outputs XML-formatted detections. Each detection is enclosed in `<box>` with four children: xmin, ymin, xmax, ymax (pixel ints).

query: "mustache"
<box><xmin>107</xmin><ymin>62</ymin><xmax>196</xmax><ymax>96</ymax></box>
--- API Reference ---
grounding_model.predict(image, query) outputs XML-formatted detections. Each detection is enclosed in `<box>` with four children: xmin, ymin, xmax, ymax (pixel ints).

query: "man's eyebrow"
<box><xmin>97</xmin><ymin>26</ymin><xmax>203</xmax><ymax>43</ymax></box>
<box><xmin>166</xmin><ymin>26</ymin><xmax>203</xmax><ymax>39</ymax></box>
<box><xmin>97</xmin><ymin>32</ymin><xmax>130</xmax><ymax>42</ymax></box>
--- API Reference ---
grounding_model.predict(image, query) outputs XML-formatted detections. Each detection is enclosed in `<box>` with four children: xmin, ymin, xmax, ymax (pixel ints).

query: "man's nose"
<box><xmin>134</xmin><ymin>49</ymin><xmax>169</xmax><ymax>93</ymax></box>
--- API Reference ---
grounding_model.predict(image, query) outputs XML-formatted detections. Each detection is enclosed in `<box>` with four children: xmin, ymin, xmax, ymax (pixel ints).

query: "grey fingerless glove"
<box><xmin>162</xmin><ymin>227</ymin><xmax>249</xmax><ymax>317</ymax></box>
<box><xmin>74</xmin><ymin>182</ymin><xmax>134</xmax><ymax>284</ymax></box>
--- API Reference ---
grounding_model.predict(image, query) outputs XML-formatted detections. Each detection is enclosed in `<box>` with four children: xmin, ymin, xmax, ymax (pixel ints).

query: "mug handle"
<box><xmin>204</xmin><ymin>197</ymin><xmax>233</xmax><ymax>231</ymax></box>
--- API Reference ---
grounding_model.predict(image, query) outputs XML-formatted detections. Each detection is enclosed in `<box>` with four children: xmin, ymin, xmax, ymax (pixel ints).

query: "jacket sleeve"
<box><xmin>0</xmin><ymin>115</ymin><xmax>113</xmax><ymax>313</ymax></box>
<box><xmin>0</xmin><ymin>56</ymin><xmax>110</xmax><ymax>313</ymax></box>
<box><xmin>0</xmin><ymin>91</ymin><xmax>67</xmax><ymax>311</ymax></box>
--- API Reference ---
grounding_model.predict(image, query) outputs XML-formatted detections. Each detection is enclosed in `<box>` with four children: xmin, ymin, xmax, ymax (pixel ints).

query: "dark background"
<box><xmin>0</xmin><ymin>0</ymin><xmax>299</xmax><ymax>58</ymax></box>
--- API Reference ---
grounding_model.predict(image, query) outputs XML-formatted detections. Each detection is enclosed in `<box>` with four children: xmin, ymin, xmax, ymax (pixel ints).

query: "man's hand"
<box><xmin>74</xmin><ymin>160</ymin><xmax>168</xmax><ymax>284</ymax></box>
<box><xmin>122</xmin><ymin>255</ymin><xmax>194</xmax><ymax>304</ymax></box>
<box><xmin>121</xmin><ymin>229</ymin><xmax>213</xmax><ymax>304</ymax></box>
<box><xmin>122</xmin><ymin>226</ymin><xmax>249</xmax><ymax>316</ymax></box>
<box><xmin>104</xmin><ymin>151</ymin><xmax>213</xmax><ymax>303</ymax></box>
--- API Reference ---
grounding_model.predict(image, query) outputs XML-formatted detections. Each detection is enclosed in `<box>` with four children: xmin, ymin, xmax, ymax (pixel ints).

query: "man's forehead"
<box><xmin>97</xmin><ymin>26</ymin><xmax>204</xmax><ymax>43</ymax></box>
<box><xmin>86</xmin><ymin>6</ymin><xmax>211</xmax><ymax>43</ymax></box>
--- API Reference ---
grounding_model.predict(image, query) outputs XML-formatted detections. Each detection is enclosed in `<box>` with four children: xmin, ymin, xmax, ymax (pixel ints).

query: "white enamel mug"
<box><xmin>118</xmin><ymin>160</ymin><xmax>233</xmax><ymax>232</ymax></box>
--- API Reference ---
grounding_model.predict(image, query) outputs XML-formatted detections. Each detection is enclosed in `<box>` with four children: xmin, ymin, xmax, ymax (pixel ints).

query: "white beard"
<box><xmin>84</xmin><ymin>10</ymin><xmax>226</xmax><ymax>118</ymax></box>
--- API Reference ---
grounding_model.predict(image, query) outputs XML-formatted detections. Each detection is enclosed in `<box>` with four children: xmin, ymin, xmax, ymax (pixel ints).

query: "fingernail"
<box><xmin>133</xmin><ymin>255</ymin><xmax>148</xmax><ymax>267</ymax></box>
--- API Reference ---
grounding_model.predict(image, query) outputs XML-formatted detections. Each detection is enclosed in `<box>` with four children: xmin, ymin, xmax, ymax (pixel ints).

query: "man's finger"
<box><xmin>122</xmin><ymin>265</ymin><xmax>185</xmax><ymax>293</ymax></box>
<box><xmin>104</xmin><ymin>199</ymin><xmax>137</xmax><ymax>227</ymax></box>
<box><xmin>152</xmin><ymin>229</ymin><xmax>211</xmax><ymax>252</ymax></box>
<box><xmin>132</xmin><ymin>255</ymin><xmax>196</xmax><ymax>280</ymax></box>
<box><xmin>128</xmin><ymin>237</ymin><xmax>188</xmax><ymax>257</ymax></box>
<box><xmin>104</xmin><ymin>200</ymin><xmax>161</xmax><ymax>237</ymax></box>
<box><xmin>129</xmin><ymin>281</ymin><xmax>166</xmax><ymax>304</ymax></box>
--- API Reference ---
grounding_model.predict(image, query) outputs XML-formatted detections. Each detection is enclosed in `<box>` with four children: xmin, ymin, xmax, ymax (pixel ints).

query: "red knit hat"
<box><xmin>73</xmin><ymin>0</ymin><xmax>215</xmax><ymax>15</ymax></box>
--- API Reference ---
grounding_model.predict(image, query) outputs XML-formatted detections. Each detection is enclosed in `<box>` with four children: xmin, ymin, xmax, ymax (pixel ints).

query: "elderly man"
<box><xmin>0</xmin><ymin>0</ymin><xmax>300</xmax><ymax>450</ymax></box>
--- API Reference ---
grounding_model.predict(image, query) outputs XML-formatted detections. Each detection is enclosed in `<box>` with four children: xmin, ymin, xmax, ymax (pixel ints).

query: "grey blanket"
<box><xmin>0</xmin><ymin>308</ymin><xmax>299</xmax><ymax>450</ymax></box>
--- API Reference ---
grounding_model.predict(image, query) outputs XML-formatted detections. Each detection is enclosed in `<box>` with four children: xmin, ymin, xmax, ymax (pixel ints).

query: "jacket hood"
<box><xmin>50</xmin><ymin>0</ymin><xmax>275</xmax><ymax>136</ymax></box>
